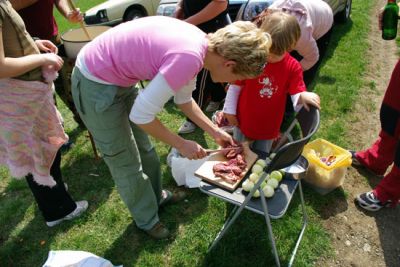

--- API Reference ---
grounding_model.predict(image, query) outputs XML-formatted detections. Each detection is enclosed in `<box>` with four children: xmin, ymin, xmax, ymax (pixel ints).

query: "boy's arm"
<box><xmin>298</xmin><ymin>92</ymin><xmax>321</xmax><ymax>111</ymax></box>
<box><xmin>223</xmin><ymin>84</ymin><xmax>241</xmax><ymax>115</ymax></box>
<box><xmin>223</xmin><ymin>84</ymin><xmax>241</xmax><ymax>126</ymax></box>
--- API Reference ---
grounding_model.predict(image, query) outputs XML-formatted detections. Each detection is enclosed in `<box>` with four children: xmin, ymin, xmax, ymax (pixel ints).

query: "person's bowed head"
<box><xmin>204</xmin><ymin>21</ymin><xmax>272</xmax><ymax>83</ymax></box>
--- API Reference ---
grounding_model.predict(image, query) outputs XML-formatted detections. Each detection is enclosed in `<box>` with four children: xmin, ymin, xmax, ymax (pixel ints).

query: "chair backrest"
<box><xmin>265</xmin><ymin>106</ymin><xmax>320</xmax><ymax>173</ymax></box>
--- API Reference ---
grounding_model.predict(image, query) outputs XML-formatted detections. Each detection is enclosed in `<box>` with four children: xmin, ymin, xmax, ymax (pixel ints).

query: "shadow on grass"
<box><xmin>201</xmin><ymin>192</ymin><xmax>330</xmax><ymax>267</ymax></box>
<box><xmin>103</xmin><ymin>189</ymin><xmax>210</xmax><ymax>266</ymax></box>
<box><xmin>0</xmin><ymin>150</ymin><xmax>113</xmax><ymax>266</ymax></box>
<box><xmin>307</xmin><ymin>19</ymin><xmax>354</xmax><ymax>91</ymax></box>
<box><xmin>303</xmin><ymin>185</ymin><xmax>349</xmax><ymax>219</ymax></box>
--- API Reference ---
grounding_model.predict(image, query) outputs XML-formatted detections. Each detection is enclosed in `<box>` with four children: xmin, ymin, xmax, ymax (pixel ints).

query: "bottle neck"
<box><xmin>388</xmin><ymin>0</ymin><xmax>397</xmax><ymax>3</ymax></box>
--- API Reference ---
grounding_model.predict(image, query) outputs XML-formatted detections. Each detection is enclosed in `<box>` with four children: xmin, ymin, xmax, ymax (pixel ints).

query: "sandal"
<box><xmin>159</xmin><ymin>189</ymin><xmax>187</xmax><ymax>207</ymax></box>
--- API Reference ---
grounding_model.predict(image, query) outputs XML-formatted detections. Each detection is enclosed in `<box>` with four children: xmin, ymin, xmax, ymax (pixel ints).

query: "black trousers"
<box><xmin>187</xmin><ymin>68</ymin><xmax>226</xmax><ymax>123</ymax></box>
<box><xmin>26</xmin><ymin>150</ymin><xmax>76</xmax><ymax>222</ymax></box>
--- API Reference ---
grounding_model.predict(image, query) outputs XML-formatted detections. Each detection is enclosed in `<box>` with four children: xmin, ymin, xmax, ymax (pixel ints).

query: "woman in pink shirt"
<box><xmin>71</xmin><ymin>16</ymin><xmax>271</xmax><ymax>239</ymax></box>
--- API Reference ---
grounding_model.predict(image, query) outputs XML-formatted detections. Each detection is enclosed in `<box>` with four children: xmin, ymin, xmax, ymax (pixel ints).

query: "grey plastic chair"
<box><xmin>199</xmin><ymin>106</ymin><xmax>320</xmax><ymax>267</ymax></box>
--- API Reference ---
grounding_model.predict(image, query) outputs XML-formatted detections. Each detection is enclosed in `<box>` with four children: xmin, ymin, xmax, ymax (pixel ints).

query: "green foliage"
<box><xmin>0</xmin><ymin>0</ymin><xmax>381</xmax><ymax>266</ymax></box>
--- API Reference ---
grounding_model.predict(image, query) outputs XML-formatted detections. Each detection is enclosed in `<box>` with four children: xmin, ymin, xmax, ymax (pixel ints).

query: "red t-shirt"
<box><xmin>236</xmin><ymin>53</ymin><xmax>305</xmax><ymax>140</ymax></box>
<box><xmin>18</xmin><ymin>0</ymin><xmax>58</xmax><ymax>40</ymax></box>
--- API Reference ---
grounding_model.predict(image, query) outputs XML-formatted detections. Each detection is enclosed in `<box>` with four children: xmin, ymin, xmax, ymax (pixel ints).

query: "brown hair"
<box><xmin>259</xmin><ymin>11</ymin><xmax>301</xmax><ymax>56</ymax></box>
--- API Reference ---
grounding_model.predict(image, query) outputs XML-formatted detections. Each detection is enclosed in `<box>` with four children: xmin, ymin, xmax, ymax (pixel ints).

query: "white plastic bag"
<box><xmin>42</xmin><ymin>250</ymin><xmax>121</xmax><ymax>267</ymax></box>
<box><xmin>170</xmin><ymin>156</ymin><xmax>208</xmax><ymax>188</ymax></box>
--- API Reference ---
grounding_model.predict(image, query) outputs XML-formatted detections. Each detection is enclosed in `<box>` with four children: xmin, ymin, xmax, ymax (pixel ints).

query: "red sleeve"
<box><xmin>287</xmin><ymin>56</ymin><xmax>306</xmax><ymax>95</ymax></box>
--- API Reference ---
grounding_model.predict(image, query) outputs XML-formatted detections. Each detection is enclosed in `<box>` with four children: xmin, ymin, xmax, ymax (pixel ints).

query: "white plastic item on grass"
<box><xmin>42</xmin><ymin>250</ymin><xmax>121</xmax><ymax>267</ymax></box>
<box><xmin>170</xmin><ymin>155</ymin><xmax>207</xmax><ymax>188</ymax></box>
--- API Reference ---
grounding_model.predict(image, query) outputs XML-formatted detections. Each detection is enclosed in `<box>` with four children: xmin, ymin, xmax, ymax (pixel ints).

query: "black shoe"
<box><xmin>355</xmin><ymin>191</ymin><xmax>391</xmax><ymax>211</ymax></box>
<box><xmin>61</xmin><ymin>140</ymin><xmax>74</xmax><ymax>152</ymax></box>
<box><xmin>350</xmin><ymin>150</ymin><xmax>362</xmax><ymax>167</ymax></box>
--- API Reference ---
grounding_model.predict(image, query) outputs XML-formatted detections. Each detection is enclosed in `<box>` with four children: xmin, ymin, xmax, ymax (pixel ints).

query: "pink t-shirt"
<box><xmin>81</xmin><ymin>16</ymin><xmax>208</xmax><ymax>91</ymax></box>
<box><xmin>270</xmin><ymin>0</ymin><xmax>333</xmax><ymax>70</ymax></box>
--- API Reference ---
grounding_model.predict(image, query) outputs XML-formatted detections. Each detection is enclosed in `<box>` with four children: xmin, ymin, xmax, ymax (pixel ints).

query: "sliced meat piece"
<box><xmin>214</xmin><ymin>171</ymin><xmax>240</xmax><ymax>184</ymax></box>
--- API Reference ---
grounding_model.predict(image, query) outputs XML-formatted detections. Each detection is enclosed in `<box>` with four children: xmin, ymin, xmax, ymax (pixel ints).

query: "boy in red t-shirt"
<box><xmin>223</xmin><ymin>11</ymin><xmax>320</xmax><ymax>153</ymax></box>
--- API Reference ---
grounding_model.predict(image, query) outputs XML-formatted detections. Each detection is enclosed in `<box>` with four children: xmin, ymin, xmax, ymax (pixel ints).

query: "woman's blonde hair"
<box><xmin>208</xmin><ymin>21</ymin><xmax>271</xmax><ymax>77</ymax></box>
<box><xmin>259</xmin><ymin>11</ymin><xmax>301</xmax><ymax>56</ymax></box>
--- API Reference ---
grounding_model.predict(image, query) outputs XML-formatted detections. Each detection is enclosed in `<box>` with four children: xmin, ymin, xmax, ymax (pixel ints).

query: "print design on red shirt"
<box><xmin>258</xmin><ymin>76</ymin><xmax>277</xmax><ymax>98</ymax></box>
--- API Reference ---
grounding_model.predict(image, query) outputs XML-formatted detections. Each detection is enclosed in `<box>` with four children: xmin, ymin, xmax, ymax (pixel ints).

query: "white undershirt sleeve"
<box><xmin>222</xmin><ymin>84</ymin><xmax>242</xmax><ymax>115</ymax></box>
<box><xmin>129</xmin><ymin>73</ymin><xmax>195</xmax><ymax>124</ymax></box>
<box><xmin>291</xmin><ymin>92</ymin><xmax>302</xmax><ymax>112</ymax></box>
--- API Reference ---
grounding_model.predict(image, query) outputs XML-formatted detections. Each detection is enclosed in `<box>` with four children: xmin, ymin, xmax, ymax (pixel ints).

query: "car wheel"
<box><xmin>124</xmin><ymin>8</ymin><xmax>145</xmax><ymax>21</ymax></box>
<box><xmin>335</xmin><ymin>0</ymin><xmax>352</xmax><ymax>23</ymax></box>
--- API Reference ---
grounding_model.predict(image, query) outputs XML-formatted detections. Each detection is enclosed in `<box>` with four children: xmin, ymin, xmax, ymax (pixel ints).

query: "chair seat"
<box><xmin>200</xmin><ymin>173</ymin><xmax>298</xmax><ymax>219</ymax></box>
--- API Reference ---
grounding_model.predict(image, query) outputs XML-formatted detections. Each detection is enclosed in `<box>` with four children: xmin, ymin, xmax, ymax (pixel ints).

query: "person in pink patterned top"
<box><xmin>71</xmin><ymin>16</ymin><xmax>271</xmax><ymax>239</ymax></box>
<box><xmin>0</xmin><ymin>0</ymin><xmax>87</xmax><ymax>228</ymax></box>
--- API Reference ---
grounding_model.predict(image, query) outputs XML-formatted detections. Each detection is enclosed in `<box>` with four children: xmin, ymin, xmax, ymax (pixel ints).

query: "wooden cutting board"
<box><xmin>195</xmin><ymin>144</ymin><xmax>258</xmax><ymax>191</ymax></box>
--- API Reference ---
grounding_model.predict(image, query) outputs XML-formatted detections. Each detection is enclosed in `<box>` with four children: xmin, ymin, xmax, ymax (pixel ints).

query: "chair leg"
<box><xmin>288</xmin><ymin>180</ymin><xmax>308</xmax><ymax>267</ymax></box>
<box><xmin>260</xmin><ymin>189</ymin><xmax>281</xmax><ymax>267</ymax></box>
<box><xmin>208</xmin><ymin>205</ymin><xmax>238</xmax><ymax>252</ymax></box>
<box><xmin>208</xmin><ymin>189</ymin><xmax>256</xmax><ymax>252</ymax></box>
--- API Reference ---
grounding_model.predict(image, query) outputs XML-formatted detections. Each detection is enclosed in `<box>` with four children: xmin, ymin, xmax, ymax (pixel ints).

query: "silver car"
<box><xmin>84</xmin><ymin>0</ymin><xmax>161</xmax><ymax>26</ymax></box>
<box><xmin>239</xmin><ymin>0</ymin><xmax>352</xmax><ymax>22</ymax></box>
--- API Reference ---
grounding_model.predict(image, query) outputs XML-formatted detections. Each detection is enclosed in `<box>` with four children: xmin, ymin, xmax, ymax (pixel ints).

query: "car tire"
<box><xmin>335</xmin><ymin>0</ymin><xmax>352</xmax><ymax>23</ymax></box>
<box><xmin>124</xmin><ymin>8</ymin><xmax>145</xmax><ymax>21</ymax></box>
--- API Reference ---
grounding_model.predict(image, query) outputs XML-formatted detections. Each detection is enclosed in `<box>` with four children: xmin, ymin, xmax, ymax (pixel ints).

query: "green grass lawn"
<box><xmin>0</xmin><ymin>0</ymin><xmax>379</xmax><ymax>266</ymax></box>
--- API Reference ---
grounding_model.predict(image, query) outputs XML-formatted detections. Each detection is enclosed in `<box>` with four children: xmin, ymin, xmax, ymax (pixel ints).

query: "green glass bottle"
<box><xmin>382</xmin><ymin>0</ymin><xmax>399</xmax><ymax>40</ymax></box>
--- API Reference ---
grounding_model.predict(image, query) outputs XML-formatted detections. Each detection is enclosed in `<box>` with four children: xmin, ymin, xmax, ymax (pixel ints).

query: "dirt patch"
<box><xmin>315</xmin><ymin>1</ymin><xmax>400</xmax><ymax>266</ymax></box>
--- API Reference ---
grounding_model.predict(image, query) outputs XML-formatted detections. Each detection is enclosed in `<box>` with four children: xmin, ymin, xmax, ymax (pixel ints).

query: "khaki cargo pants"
<box><xmin>71</xmin><ymin>68</ymin><xmax>161</xmax><ymax>230</ymax></box>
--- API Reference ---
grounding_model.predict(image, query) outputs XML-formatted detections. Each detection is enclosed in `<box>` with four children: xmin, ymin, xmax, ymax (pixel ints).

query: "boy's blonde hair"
<box><xmin>259</xmin><ymin>11</ymin><xmax>300</xmax><ymax>56</ymax></box>
<box><xmin>208</xmin><ymin>21</ymin><xmax>271</xmax><ymax>77</ymax></box>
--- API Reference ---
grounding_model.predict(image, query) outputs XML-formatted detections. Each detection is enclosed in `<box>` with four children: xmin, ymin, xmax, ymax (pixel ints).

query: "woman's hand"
<box><xmin>41</xmin><ymin>53</ymin><xmax>64</xmax><ymax>71</ymax></box>
<box><xmin>67</xmin><ymin>9</ymin><xmax>83</xmax><ymax>23</ymax></box>
<box><xmin>176</xmin><ymin>139</ymin><xmax>207</xmax><ymax>160</ymax></box>
<box><xmin>212</xmin><ymin>128</ymin><xmax>234</xmax><ymax>148</ymax></box>
<box><xmin>35</xmin><ymin>40</ymin><xmax>58</xmax><ymax>54</ymax></box>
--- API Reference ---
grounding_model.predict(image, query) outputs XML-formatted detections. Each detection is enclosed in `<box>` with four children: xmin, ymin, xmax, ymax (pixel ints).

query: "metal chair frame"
<box><xmin>200</xmin><ymin>107</ymin><xmax>320</xmax><ymax>267</ymax></box>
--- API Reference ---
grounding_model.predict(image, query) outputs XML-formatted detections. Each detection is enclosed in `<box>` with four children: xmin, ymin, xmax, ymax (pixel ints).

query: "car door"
<box><xmin>324</xmin><ymin>0</ymin><xmax>339</xmax><ymax>15</ymax></box>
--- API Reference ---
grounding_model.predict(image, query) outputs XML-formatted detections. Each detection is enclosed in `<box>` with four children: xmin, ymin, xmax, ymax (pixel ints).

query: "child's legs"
<box><xmin>233</xmin><ymin>127</ymin><xmax>273</xmax><ymax>154</ymax></box>
<box><xmin>26</xmin><ymin>150</ymin><xmax>76</xmax><ymax>222</ymax></box>
<box><xmin>251</xmin><ymin>140</ymin><xmax>273</xmax><ymax>154</ymax></box>
<box><xmin>373</xmin><ymin>140</ymin><xmax>400</xmax><ymax>205</ymax></box>
<box><xmin>356</xmin><ymin>131</ymin><xmax>397</xmax><ymax>175</ymax></box>
<box><xmin>233</xmin><ymin>127</ymin><xmax>246</xmax><ymax>142</ymax></box>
